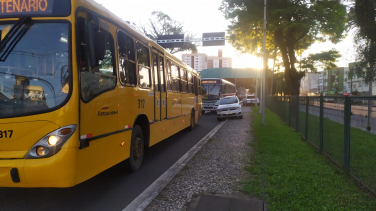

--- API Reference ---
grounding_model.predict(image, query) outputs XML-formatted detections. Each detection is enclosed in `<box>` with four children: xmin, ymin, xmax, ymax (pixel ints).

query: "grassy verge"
<box><xmin>295</xmin><ymin>110</ymin><xmax>376</xmax><ymax>193</ymax></box>
<box><xmin>243</xmin><ymin>107</ymin><xmax>376</xmax><ymax>210</ymax></box>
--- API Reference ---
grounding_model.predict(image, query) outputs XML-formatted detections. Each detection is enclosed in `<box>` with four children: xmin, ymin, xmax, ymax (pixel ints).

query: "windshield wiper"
<box><xmin>0</xmin><ymin>17</ymin><xmax>33</xmax><ymax>62</ymax></box>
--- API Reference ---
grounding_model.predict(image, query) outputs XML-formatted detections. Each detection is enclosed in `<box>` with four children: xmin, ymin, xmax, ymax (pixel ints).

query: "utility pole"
<box><xmin>259</xmin><ymin>57</ymin><xmax>263</xmax><ymax>113</ymax></box>
<box><xmin>255</xmin><ymin>77</ymin><xmax>258</xmax><ymax>107</ymax></box>
<box><xmin>261</xmin><ymin>0</ymin><xmax>266</xmax><ymax>126</ymax></box>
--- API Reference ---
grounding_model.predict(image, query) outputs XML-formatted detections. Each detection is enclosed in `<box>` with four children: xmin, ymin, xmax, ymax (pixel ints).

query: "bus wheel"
<box><xmin>129</xmin><ymin>125</ymin><xmax>144</xmax><ymax>172</ymax></box>
<box><xmin>189</xmin><ymin>111</ymin><xmax>195</xmax><ymax>131</ymax></box>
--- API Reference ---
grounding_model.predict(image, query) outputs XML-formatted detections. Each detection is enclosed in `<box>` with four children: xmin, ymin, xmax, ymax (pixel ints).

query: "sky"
<box><xmin>94</xmin><ymin>0</ymin><xmax>356</xmax><ymax>70</ymax></box>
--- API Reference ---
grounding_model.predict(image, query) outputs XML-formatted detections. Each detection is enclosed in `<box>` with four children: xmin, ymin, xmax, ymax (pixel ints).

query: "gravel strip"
<box><xmin>145</xmin><ymin>107</ymin><xmax>253</xmax><ymax>211</ymax></box>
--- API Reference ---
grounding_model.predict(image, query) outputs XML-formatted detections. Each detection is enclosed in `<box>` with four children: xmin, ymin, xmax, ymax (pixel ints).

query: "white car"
<box><xmin>216</xmin><ymin>96</ymin><xmax>243</xmax><ymax>121</ymax></box>
<box><xmin>243</xmin><ymin>95</ymin><xmax>259</xmax><ymax>106</ymax></box>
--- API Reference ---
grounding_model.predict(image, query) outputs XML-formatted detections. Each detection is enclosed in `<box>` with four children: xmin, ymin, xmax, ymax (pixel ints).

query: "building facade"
<box><xmin>207</xmin><ymin>49</ymin><xmax>232</xmax><ymax>68</ymax></box>
<box><xmin>300</xmin><ymin>64</ymin><xmax>376</xmax><ymax>96</ymax></box>
<box><xmin>181</xmin><ymin>51</ymin><xmax>208</xmax><ymax>72</ymax></box>
<box><xmin>299</xmin><ymin>73</ymin><xmax>320</xmax><ymax>95</ymax></box>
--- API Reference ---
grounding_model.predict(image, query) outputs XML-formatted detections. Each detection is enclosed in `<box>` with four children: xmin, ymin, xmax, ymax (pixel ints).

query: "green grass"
<box><xmin>243</xmin><ymin>107</ymin><xmax>376</xmax><ymax>210</ymax></box>
<box><xmin>295</xmin><ymin>110</ymin><xmax>376</xmax><ymax>193</ymax></box>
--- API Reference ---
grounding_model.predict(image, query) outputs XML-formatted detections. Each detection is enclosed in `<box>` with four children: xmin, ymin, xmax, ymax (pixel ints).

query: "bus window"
<box><xmin>195</xmin><ymin>76</ymin><xmax>199</xmax><ymax>96</ymax></box>
<box><xmin>78</xmin><ymin>18</ymin><xmax>116</xmax><ymax>102</ymax></box>
<box><xmin>118</xmin><ymin>31</ymin><xmax>136</xmax><ymax>86</ymax></box>
<box><xmin>166</xmin><ymin>60</ymin><xmax>172</xmax><ymax>91</ymax></box>
<box><xmin>136</xmin><ymin>42</ymin><xmax>151</xmax><ymax>88</ymax></box>
<box><xmin>187</xmin><ymin>72</ymin><xmax>193</xmax><ymax>94</ymax></box>
<box><xmin>159</xmin><ymin>55</ymin><xmax>165</xmax><ymax>92</ymax></box>
<box><xmin>171</xmin><ymin>64</ymin><xmax>180</xmax><ymax>92</ymax></box>
<box><xmin>153</xmin><ymin>53</ymin><xmax>159</xmax><ymax>91</ymax></box>
<box><xmin>180</xmin><ymin>68</ymin><xmax>187</xmax><ymax>93</ymax></box>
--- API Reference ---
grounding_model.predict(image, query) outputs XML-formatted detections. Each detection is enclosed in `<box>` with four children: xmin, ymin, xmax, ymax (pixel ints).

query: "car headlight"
<box><xmin>25</xmin><ymin>125</ymin><xmax>77</xmax><ymax>159</ymax></box>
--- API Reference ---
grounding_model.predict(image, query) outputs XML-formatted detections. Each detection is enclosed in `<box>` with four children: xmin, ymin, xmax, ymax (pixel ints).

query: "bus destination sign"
<box><xmin>0</xmin><ymin>0</ymin><xmax>54</xmax><ymax>16</ymax></box>
<box><xmin>202</xmin><ymin>80</ymin><xmax>217</xmax><ymax>84</ymax></box>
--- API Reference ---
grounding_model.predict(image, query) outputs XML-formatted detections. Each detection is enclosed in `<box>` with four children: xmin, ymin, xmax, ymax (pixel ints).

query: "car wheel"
<box><xmin>128</xmin><ymin>125</ymin><xmax>144</xmax><ymax>172</ymax></box>
<box><xmin>201</xmin><ymin>110</ymin><xmax>205</xmax><ymax>115</ymax></box>
<box><xmin>239</xmin><ymin>115</ymin><xmax>243</xmax><ymax>119</ymax></box>
<box><xmin>217</xmin><ymin>117</ymin><xmax>222</xmax><ymax>121</ymax></box>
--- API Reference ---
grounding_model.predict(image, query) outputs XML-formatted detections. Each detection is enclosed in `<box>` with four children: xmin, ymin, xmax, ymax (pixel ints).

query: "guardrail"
<box><xmin>266</xmin><ymin>95</ymin><xmax>376</xmax><ymax>196</ymax></box>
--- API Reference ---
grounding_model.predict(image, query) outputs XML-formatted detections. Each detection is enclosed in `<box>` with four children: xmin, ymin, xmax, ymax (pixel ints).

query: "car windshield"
<box><xmin>219</xmin><ymin>97</ymin><xmax>238</xmax><ymax>105</ymax></box>
<box><xmin>0</xmin><ymin>22</ymin><xmax>70</xmax><ymax>118</ymax></box>
<box><xmin>247</xmin><ymin>96</ymin><xmax>255</xmax><ymax>99</ymax></box>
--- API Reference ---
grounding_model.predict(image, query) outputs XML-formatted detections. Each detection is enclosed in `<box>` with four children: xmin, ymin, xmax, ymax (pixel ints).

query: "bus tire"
<box><xmin>128</xmin><ymin>125</ymin><xmax>144</xmax><ymax>172</ymax></box>
<box><xmin>189</xmin><ymin>111</ymin><xmax>195</xmax><ymax>131</ymax></box>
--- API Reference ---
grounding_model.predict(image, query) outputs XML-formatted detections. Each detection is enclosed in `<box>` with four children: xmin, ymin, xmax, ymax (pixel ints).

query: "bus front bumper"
<box><xmin>0</xmin><ymin>148</ymin><xmax>77</xmax><ymax>188</ymax></box>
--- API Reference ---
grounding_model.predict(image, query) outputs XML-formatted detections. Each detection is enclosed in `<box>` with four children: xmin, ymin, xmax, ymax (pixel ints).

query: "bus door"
<box><xmin>194</xmin><ymin>76</ymin><xmax>199</xmax><ymax>111</ymax></box>
<box><xmin>159</xmin><ymin>54</ymin><xmax>167</xmax><ymax>120</ymax></box>
<box><xmin>152</xmin><ymin>51</ymin><xmax>161</xmax><ymax>122</ymax></box>
<box><xmin>76</xmin><ymin>16</ymin><xmax>118</xmax><ymax>147</ymax></box>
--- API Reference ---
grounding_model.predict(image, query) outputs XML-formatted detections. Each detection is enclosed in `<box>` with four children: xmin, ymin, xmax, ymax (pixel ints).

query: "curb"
<box><xmin>123</xmin><ymin>120</ymin><xmax>228</xmax><ymax>211</ymax></box>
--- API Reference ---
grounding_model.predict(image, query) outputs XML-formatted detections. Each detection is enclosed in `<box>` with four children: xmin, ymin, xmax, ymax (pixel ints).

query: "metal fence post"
<box><xmin>305</xmin><ymin>96</ymin><xmax>309</xmax><ymax>140</ymax></box>
<box><xmin>296</xmin><ymin>95</ymin><xmax>299</xmax><ymax>132</ymax></box>
<box><xmin>343</xmin><ymin>96</ymin><xmax>351</xmax><ymax>173</ymax></box>
<box><xmin>283</xmin><ymin>96</ymin><xmax>286</xmax><ymax>122</ymax></box>
<box><xmin>289</xmin><ymin>96</ymin><xmax>292</xmax><ymax>127</ymax></box>
<box><xmin>319</xmin><ymin>95</ymin><xmax>324</xmax><ymax>152</ymax></box>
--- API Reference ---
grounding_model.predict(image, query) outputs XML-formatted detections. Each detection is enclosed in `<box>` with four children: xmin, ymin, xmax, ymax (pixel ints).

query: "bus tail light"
<box><xmin>25</xmin><ymin>125</ymin><xmax>77</xmax><ymax>159</ymax></box>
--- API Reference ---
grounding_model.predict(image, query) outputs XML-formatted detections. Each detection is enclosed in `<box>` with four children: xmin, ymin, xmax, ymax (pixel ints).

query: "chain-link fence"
<box><xmin>266</xmin><ymin>96</ymin><xmax>376</xmax><ymax>195</ymax></box>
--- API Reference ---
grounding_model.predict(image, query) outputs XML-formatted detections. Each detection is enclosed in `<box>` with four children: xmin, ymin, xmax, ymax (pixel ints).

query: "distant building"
<box><xmin>300</xmin><ymin>73</ymin><xmax>320</xmax><ymax>95</ymax></box>
<box><xmin>345</xmin><ymin>63</ymin><xmax>370</xmax><ymax>96</ymax></box>
<box><xmin>207</xmin><ymin>49</ymin><xmax>232</xmax><ymax>68</ymax></box>
<box><xmin>181</xmin><ymin>50</ymin><xmax>208</xmax><ymax>72</ymax></box>
<box><xmin>182</xmin><ymin>49</ymin><xmax>232</xmax><ymax>71</ymax></box>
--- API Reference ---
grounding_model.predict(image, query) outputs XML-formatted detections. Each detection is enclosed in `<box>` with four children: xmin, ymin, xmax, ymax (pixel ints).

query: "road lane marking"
<box><xmin>123</xmin><ymin>120</ymin><xmax>228</xmax><ymax>211</ymax></box>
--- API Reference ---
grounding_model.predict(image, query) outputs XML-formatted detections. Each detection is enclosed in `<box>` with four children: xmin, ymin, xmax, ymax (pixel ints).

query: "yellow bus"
<box><xmin>0</xmin><ymin>0</ymin><xmax>202</xmax><ymax>187</ymax></box>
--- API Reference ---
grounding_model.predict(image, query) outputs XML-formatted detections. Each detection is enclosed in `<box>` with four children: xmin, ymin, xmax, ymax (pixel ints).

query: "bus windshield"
<box><xmin>0</xmin><ymin>22</ymin><xmax>70</xmax><ymax>118</ymax></box>
<box><xmin>202</xmin><ymin>83</ymin><xmax>222</xmax><ymax>100</ymax></box>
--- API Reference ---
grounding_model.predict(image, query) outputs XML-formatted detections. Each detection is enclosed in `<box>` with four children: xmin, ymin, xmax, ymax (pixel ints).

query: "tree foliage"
<box><xmin>350</xmin><ymin>0</ymin><xmax>376</xmax><ymax>84</ymax></box>
<box><xmin>300</xmin><ymin>49</ymin><xmax>341</xmax><ymax>72</ymax></box>
<box><xmin>138</xmin><ymin>11</ymin><xmax>197</xmax><ymax>54</ymax></box>
<box><xmin>220</xmin><ymin>0</ymin><xmax>347</xmax><ymax>95</ymax></box>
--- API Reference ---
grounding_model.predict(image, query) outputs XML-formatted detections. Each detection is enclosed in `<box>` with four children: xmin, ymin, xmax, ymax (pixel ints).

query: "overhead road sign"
<box><xmin>156</xmin><ymin>32</ymin><xmax>226</xmax><ymax>48</ymax></box>
<box><xmin>157</xmin><ymin>34</ymin><xmax>185</xmax><ymax>48</ymax></box>
<box><xmin>202</xmin><ymin>32</ymin><xmax>225</xmax><ymax>46</ymax></box>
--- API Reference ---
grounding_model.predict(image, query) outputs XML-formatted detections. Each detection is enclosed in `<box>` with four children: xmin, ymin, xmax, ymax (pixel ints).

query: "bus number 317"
<box><xmin>138</xmin><ymin>99</ymin><xmax>145</xmax><ymax>108</ymax></box>
<box><xmin>0</xmin><ymin>130</ymin><xmax>13</xmax><ymax>138</ymax></box>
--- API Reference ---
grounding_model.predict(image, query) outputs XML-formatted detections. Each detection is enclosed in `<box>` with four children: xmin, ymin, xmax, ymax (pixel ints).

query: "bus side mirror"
<box><xmin>87</xmin><ymin>22</ymin><xmax>106</xmax><ymax>68</ymax></box>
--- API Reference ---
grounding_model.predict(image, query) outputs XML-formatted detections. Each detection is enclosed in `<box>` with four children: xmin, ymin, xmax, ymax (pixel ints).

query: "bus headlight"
<box><xmin>36</xmin><ymin>146</ymin><xmax>47</xmax><ymax>156</ymax></box>
<box><xmin>47</xmin><ymin>136</ymin><xmax>61</xmax><ymax>146</ymax></box>
<box><xmin>25</xmin><ymin>125</ymin><xmax>77</xmax><ymax>159</ymax></box>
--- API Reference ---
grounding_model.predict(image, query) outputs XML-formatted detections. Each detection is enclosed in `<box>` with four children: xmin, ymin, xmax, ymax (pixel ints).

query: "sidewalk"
<box><xmin>145</xmin><ymin>107</ymin><xmax>265</xmax><ymax>211</ymax></box>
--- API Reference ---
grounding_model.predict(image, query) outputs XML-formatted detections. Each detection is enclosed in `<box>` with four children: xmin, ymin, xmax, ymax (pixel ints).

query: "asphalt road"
<box><xmin>0</xmin><ymin>113</ymin><xmax>220</xmax><ymax>211</ymax></box>
<box><xmin>299</xmin><ymin>104</ymin><xmax>376</xmax><ymax>134</ymax></box>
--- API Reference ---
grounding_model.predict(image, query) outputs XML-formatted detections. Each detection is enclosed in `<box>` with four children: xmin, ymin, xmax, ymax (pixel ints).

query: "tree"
<box><xmin>138</xmin><ymin>11</ymin><xmax>197</xmax><ymax>54</ymax></box>
<box><xmin>350</xmin><ymin>0</ymin><xmax>376</xmax><ymax>84</ymax></box>
<box><xmin>351</xmin><ymin>0</ymin><xmax>376</xmax><ymax>130</ymax></box>
<box><xmin>300</xmin><ymin>49</ymin><xmax>341</xmax><ymax>72</ymax></box>
<box><xmin>220</xmin><ymin>0</ymin><xmax>347</xmax><ymax>95</ymax></box>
